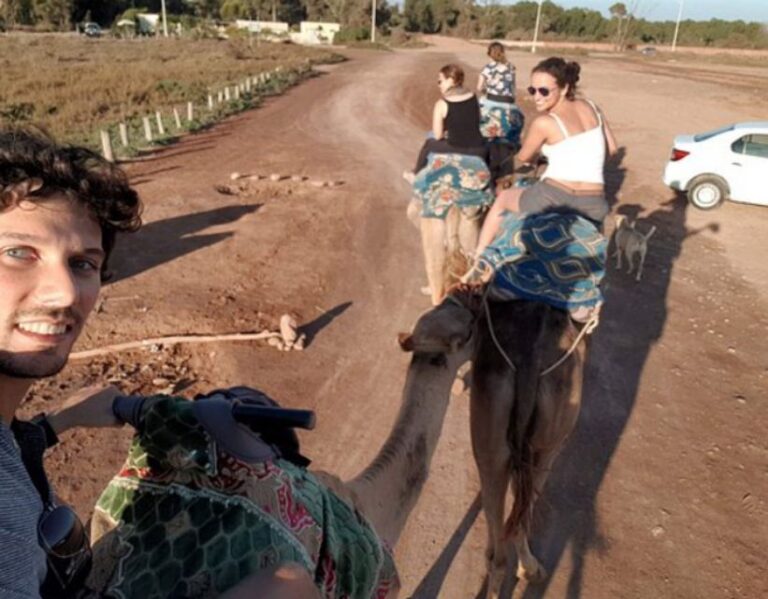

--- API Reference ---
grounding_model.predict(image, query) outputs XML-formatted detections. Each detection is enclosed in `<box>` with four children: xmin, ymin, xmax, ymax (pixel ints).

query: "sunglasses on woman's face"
<box><xmin>527</xmin><ymin>86</ymin><xmax>553</xmax><ymax>97</ymax></box>
<box><xmin>38</xmin><ymin>504</ymin><xmax>92</xmax><ymax>597</ymax></box>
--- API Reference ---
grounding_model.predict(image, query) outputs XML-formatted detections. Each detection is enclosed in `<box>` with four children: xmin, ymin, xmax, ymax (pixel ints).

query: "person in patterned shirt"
<box><xmin>477</xmin><ymin>41</ymin><xmax>516</xmax><ymax>102</ymax></box>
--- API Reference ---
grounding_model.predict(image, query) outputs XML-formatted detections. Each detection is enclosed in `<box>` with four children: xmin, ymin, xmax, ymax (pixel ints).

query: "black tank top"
<box><xmin>444</xmin><ymin>96</ymin><xmax>484</xmax><ymax>148</ymax></box>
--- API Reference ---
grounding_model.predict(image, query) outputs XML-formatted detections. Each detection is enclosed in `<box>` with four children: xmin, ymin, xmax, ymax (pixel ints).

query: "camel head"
<box><xmin>398</xmin><ymin>294</ymin><xmax>476</xmax><ymax>354</ymax></box>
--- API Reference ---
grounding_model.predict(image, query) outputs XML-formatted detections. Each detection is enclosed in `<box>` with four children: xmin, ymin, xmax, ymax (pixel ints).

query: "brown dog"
<box><xmin>613</xmin><ymin>215</ymin><xmax>656</xmax><ymax>281</ymax></box>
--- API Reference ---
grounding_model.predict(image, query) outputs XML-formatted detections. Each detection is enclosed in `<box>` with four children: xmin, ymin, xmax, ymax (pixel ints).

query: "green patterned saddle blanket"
<box><xmin>87</xmin><ymin>395</ymin><xmax>399</xmax><ymax>598</ymax></box>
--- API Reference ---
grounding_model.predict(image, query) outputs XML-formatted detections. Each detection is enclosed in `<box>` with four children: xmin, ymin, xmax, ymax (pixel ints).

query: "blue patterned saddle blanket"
<box><xmin>413</xmin><ymin>153</ymin><xmax>494</xmax><ymax>219</ymax></box>
<box><xmin>481</xmin><ymin>210</ymin><xmax>607</xmax><ymax>310</ymax></box>
<box><xmin>479</xmin><ymin>98</ymin><xmax>525</xmax><ymax>147</ymax></box>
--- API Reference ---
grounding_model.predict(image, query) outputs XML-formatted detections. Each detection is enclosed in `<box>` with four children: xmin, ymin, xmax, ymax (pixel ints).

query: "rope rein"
<box><xmin>483</xmin><ymin>294</ymin><xmax>600</xmax><ymax>378</ymax></box>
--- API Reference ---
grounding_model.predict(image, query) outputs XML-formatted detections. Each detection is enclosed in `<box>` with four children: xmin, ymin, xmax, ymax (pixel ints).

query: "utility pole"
<box><xmin>161</xmin><ymin>0</ymin><xmax>168</xmax><ymax>37</ymax></box>
<box><xmin>531</xmin><ymin>0</ymin><xmax>544</xmax><ymax>53</ymax></box>
<box><xmin>672</xmin><ymin>0</ymin><xmax>685</xmax><ymax>51</ymax></box>
<box><xmin>371</xmin><ymin>0</ymin><xmax>376</xmax><ymax>43</ymax></box>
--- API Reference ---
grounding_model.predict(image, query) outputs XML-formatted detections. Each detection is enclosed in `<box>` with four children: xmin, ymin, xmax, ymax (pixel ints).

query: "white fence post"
<box><xmin>119</xmin><ymin>122</ymin><xmax>129</xmax><ymax>147</ymax></box>
<box><xmin>208</xmin><ymin>94</ymin><xmax>214</xmax><ymax>110</ymax></box>
<box><xmin>173</xmin><ymin>107</ymin><xmax>182</xmax><ymax>129</ymax></box>
<box><xmin>224</xmin><ymin>87</ymin><xmax>231</xmax><ymax>101</ymax></box>
<box><xmin>155</xmin><ymin>111</ymin><xmax>165</xmax><ymax>135</ymax></box>
<box><xmin>143</xmin><ymin>116</ymin><xmax>153</xmax><ymax>142</ymax></box>
<box><xmin>187</xmin><ymin>101</ymin><xmax>194</xmax><ymax>121</ymax></box>
<box><xmin>100</xmin><ymin>130</ymin><xmax>114</xmax><ymax>162</ymax></box>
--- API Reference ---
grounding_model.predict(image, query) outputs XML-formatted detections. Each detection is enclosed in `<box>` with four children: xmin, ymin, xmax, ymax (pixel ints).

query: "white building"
<box><xmin>234</xmin><ymin>20</ymin><xmax>290</xmax><ymax>36</ymax></box>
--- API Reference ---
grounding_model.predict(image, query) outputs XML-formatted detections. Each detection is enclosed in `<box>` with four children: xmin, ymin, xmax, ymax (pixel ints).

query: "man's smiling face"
<box><xmin>0</xmin><ymin>194</ymin><xmax>103</xmax><ymax>378</ymax></box>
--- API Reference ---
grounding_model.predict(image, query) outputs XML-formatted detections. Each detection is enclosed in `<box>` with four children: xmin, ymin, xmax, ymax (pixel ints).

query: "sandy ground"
<box><xmin>21</xmin><ymin>36</ymin><xmax>768</xmax><ymax>599</ymax></box>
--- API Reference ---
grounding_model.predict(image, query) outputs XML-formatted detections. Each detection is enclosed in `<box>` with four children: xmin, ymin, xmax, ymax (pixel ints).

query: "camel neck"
<box><xmin>347</xmin><ymin>349</ymin><xmax>467</xmax><ymax>546</ymax></box>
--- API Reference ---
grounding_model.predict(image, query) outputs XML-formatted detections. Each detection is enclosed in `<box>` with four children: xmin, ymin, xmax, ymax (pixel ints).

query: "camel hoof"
<box><xmin>517</xmin><ymin>560</ymin><xmax>547</xmax><ymax>584</ymax></box>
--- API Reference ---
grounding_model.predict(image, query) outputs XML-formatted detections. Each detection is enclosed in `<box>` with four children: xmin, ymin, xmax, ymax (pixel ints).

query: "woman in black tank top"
<box><xmin>405</xmin><ymin>64</ymin><xmax>488</xmax><ymax>180</ymax></box>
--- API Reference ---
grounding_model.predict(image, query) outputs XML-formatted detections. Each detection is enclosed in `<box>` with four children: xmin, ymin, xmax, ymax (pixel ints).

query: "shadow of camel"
<box><xmin>510</xmin><ymin>193</ymin><xmax>720</xmax><ymax>599</ymax></box>
<box><xmin>106</xmin><ymin>204</ymin><xmax>261</xmax><ymax>284</ymax></box>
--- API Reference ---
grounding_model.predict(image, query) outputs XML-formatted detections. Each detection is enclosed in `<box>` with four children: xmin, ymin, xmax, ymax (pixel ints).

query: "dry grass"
<box><xmin>0</xmin><ymin>34</ymin><xmax>344</xmax><ymax>148</ymax></box>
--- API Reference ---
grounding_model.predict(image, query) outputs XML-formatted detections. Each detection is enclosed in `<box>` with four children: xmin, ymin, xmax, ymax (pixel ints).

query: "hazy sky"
<box><xmin>530</xmin><ymin>0</ymin><xmax>768</xmax><ymax>22</ymax></box>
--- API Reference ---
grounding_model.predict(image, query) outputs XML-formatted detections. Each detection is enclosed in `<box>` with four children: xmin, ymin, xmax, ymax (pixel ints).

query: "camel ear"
<box><xmin>398</xmin><ymin>332</ymin><xmax>415</xmax><ymax>352</ymax></box>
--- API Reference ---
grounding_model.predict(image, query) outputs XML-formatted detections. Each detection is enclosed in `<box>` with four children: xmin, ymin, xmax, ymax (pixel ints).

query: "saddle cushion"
<box><xmin>479</xmin><ymin>99</ymin><xmax>524</xmax><ymax>147</ymax></box>
<box><xmin>414</xmin><ymin>153</ymin><xmax>494</xmax><ymax>219</ymax></box>
<box><xmin>482</xmin><ymin>211</ymin><xmax>607</xmax><ymax>310</ymax></box>
<box><xmin>88</xmin><ymin>396</ymin><xmax>398</xmax><ymax>598</ymax></box>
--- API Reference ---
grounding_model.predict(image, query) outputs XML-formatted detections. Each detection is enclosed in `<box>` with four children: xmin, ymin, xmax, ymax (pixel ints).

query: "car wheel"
<box><xmin>687</xmin><ymin>175</ymin><xmax>727</xmax><ymax>210</ymax></box>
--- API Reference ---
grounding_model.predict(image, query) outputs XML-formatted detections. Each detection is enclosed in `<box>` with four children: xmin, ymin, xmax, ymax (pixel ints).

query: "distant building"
<box><xmin>137</xmin><ymin>13</ymin><xmax>159</xmax><ymax>35</ymax></box>
<box><xmin>234</xmin><ymin>20</ymin><xmax>289</xmax><ymax>36</ymax></box>
<box><xmin>291</xmin><ymin>21</ymin><xmax>340</xmax><ymax>45</ymax></box>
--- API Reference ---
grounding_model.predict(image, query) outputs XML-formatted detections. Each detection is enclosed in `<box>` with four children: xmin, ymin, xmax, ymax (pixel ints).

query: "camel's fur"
<box><xmin>404</xmin><ymin>296</ymin><xmax>584</xmax><ymax>598</ymax></box>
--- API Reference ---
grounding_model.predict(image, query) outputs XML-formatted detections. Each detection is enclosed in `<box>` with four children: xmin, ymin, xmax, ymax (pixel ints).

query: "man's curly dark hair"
<box><xmin>0</xmin><ymin>126</ymin><xmax>142</xmax><ymax>279</ymax></box>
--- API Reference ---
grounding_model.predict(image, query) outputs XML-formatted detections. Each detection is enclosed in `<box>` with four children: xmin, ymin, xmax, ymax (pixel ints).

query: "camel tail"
<box><xmin>502</xmin><ymin>309</ymin><xmax>547</xmax><ymax>539</ymax></box>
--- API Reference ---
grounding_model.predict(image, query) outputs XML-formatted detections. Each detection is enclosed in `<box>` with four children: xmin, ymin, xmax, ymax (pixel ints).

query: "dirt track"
<box><xmin>23</xmin><ymin>36</ymin><xmax>768</xmax><ymax>598</ymax></box>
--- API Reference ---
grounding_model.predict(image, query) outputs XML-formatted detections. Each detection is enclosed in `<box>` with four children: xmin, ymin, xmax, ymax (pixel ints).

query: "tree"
<box><xmin>33</xmin><ymin>0</ymin><xmax>72</xmax><ymax>28</ymax></box>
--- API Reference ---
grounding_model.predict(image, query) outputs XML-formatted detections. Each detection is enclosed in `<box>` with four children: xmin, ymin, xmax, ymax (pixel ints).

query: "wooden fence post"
<box><xmin>173</xmin><ymin>107</ymin><xmax>182</xmax><ymax>129</ymax></box>
<box><xmin>100</xmin><ymin>130</ymin><xmax>114</xmax><ymax>162</ymax></box>
<box><xmin>155</xmin><ymin>111</ymin><xmax>165</xmax><ymax>135</ymax></box>
<box><xmin>234</xmin><ymin>85</ymin><xmax>240</xmax><ymax>100</ymax></box>
<box><xmin>143</xmin><ymin>116</ymin><xmax>153</xmax><ymax>142</ymax></box>
<box><xmin>187</xmin><ymin>101</ymin><xmax>194</xmax><ymax>121</ymax></box>
<box><xmin>119</xmin><ymin>122</ymin><xmax>129</xmax><ymax>147</ymax></box>
<box><xmin>224</xmin><ymin>87</ymin><xmax>231</xmax><ymax>101</ymax></box>
<box><xmin>208</xmin><ymin>94</ymin><xmax>214</xmax><ymax>110</ymax></box>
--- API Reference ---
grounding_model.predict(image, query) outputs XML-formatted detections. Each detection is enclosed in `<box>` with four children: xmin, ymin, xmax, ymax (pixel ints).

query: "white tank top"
<box><xmin>541</xmin><ymin>100</ymin><xmax>606</xmax><ymax>185</ymax></box>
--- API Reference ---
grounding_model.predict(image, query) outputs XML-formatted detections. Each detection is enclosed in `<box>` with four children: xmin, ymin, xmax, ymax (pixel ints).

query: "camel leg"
<box><xmin>613</xmin><ymin>247</ymin><xmax>622</xmax><ymax>270</ymax></box>
<box><xmin>636</xmin><ymin>249</ymin><xmax>646</xmax><ymax>281</ymax></box>
<box><xmin>420</xmin><ymin>216</ymin><xmax>448</xmax><ymax>305</ymax></box>
<box><xmin>510</xmin><ymin>452</ymin><xmax>559</xmax><ymax>584</ymax></box>
<box><xmin>458</xmin><ymin>207</ymin><xmax>482</xmax><ymax>257</ymax></box>
<box><xmin>471</xmin><ymin>378</ymin><xmax>514</xmax><ymax>599</ymax></box>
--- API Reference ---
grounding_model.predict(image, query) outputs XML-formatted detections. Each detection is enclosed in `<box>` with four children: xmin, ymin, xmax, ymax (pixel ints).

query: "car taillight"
<box><xmin>671</xmin><ymin>148</ymin><xmax>690</xmax><ymax>161</ymax></box>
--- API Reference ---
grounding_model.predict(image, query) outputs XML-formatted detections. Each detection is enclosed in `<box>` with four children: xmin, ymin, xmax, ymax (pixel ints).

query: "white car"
<box><xmin>663</xmin><ymin>122</ymin><xmax>768</xmax><ymax>209</ymax></box>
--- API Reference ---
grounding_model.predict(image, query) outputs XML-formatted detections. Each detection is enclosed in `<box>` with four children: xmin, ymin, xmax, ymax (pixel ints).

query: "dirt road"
<box><xmin>24</xmin><ymin>37</ymin><xmax>768</xmax><ymax>598</ymax></box>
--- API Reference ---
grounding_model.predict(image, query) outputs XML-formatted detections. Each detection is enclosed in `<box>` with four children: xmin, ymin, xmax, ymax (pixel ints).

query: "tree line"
<box><xmin>2</xmin><ymin>0</ymin><xmax>767</xmax><ymax>49</ymax></box>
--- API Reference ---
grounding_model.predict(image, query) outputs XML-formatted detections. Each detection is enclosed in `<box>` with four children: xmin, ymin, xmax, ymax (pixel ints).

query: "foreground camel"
<box><xmin>405</xmin><ymin>293</ymin><xmax>585</xmax><ymax>599</ymax></box>
<box><xmin>89</xmin><ymin>308</ymin><xmax>476</xmax><ymax>598</ymax></box>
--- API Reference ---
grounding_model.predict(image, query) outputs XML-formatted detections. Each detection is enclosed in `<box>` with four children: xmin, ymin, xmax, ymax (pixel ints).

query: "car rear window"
<box><xmin>732</xmin><ymin>134</ymin><xmax>768</xmax><ymax>159</ymax></box>
<box><xmin>694</xmin><ymin>125</ymin><xmax>735</xmax><ymax>142</ymax></box>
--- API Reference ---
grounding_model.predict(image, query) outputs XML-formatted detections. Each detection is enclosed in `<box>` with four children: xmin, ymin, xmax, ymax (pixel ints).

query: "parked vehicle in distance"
<box><xmin>640</xmin><ymin>46</ymin><xmax>657</xmax><ymax>57</ymax></box>
<box><xmin>663</xmin><ymin>122</ymin><xmax>768</xmax><ymax>209</ymax></box>
<box><xmin>83</xmin><ymin>22</ymin><xmax>102</xmax><ymax>37</ymax></box>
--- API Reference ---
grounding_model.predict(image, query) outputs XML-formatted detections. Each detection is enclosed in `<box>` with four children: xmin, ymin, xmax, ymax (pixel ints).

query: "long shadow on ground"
<box><xmin>107</xmin><ymin>204</ymin><xmax>261</xmax><ymax>284</ymax></box>
<box><xmin>516</xmin><ymin>194</ymin><xmax>703</xmax><ymax>599</ymax></box>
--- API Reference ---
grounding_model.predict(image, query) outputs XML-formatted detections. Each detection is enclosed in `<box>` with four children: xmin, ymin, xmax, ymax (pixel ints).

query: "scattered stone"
<box><xmin>329</xmin><ymin>180</ymin><xmax>344</xmax><ymax>187</ymax></box>
<box><xmin>291</xmin><ymin>175</ymin><xmax>306</xmax><ymax>182</ymax></box>
<box><xmin>309</xmin><ymin>180</ymin><xmax>327</xmax><ymax>188</ymax></box>
<box><xmin>651</xmin><ymin>525</ymin><xmax>665</xmax><ymax>538</ymax></box>
<box><xmin>293</xmin><ymin>333</ymin><xmax>306</xmax><ymax>351</ymax></box>
<box><xmin>269</xmin><ymin>173</ymin><xmax>284</xmax><ymax>182</ymax></box>
<box><xmin>249</xmin><ymin>174</ymin><xmax>264</xmax><ymax>181</ymax></box>
<box><xmin>280</xmin><ymin>314</ymin><xmax>298</xmax><ymax>346</ymax></box>
<box><xmin>727</xmin><ymin>346</ymin><xmax>736</xmax><ymax>354</ymax></box>
<box><xmin>214</xmin><ymin>184</ymin><xmax>236</xmax><ymax>195</ymax></box>
<box><xmin>734</xmin><ymin>394</ymin><xmax>747</xmax><ymax>404</ymax></box>
<box><xmin>230</xmin><ymin>172</ymin><xmax>242</xmax><ymax>181</ymax></box>
<box><xmin>152</xmin><ymin>377</ymin><xmax>169</xmax><ymax>387</ymax></box>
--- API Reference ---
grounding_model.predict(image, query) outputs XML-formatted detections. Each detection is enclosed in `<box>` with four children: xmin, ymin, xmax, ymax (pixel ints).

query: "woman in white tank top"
<box><xmin>473</xmin><ymin>57</ymin><xmax>618</xmax><ymax>258</ymax></box>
